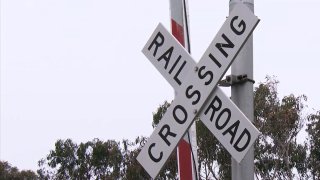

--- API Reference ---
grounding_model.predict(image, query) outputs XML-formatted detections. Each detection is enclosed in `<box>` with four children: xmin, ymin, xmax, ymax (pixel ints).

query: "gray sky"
<box><xmin>1</xmin><ymin>0</ymin><xmax>319</xmax><ymax>171</ymax></box>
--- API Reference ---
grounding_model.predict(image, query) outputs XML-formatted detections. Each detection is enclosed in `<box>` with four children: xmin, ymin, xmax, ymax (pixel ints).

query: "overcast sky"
<box><xmin>1</xmin><ymin>0</ymin><xmax>320</xmax><ymax>171</ymax></box>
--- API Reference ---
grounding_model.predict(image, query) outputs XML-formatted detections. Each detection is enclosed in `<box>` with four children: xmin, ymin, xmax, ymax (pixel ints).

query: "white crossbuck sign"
<box><xmin>137</xmin><ymin>4</ymin><xmax>260</xmax><ymax>179</ymax></box>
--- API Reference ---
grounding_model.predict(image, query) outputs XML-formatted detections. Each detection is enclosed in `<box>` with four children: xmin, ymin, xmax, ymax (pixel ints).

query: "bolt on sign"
<box><xmin>137</xmin><ymin>4</ymin><xmax>260</xmax><ymax>179</ymax></box>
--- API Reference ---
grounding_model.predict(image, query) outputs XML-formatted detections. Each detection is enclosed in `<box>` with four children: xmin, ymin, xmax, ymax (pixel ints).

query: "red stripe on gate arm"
<box><xmin>171</xmin><ymin>19</ymin><xmax>185</xmax><ymax>46</ymax></box>
<box><xmin>171</xmin><ymin>18</ymin><xmax>194</xmax><ymax>180</ymax></box>
<box><xmin>178</xmin><ymin>139</ymin><xmax>193</xmax><ymax>180</ymax></box>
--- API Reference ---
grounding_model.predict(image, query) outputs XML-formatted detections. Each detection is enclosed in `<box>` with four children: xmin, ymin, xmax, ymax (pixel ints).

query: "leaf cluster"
<box><xmin>38</xmin><ymin>138</ymin><xmax>142</xmax><ymax>179</ymax></box>
<box><xmin>0</xmin><ymin>161</ymin><xmax>38</xmax><ymax>180</ymax></box>
<box><xmin>254</xmin><ymin>76</ymin><xmax>308</xmax><ymax>179</ymax></box>
<box><xmin>32</xmin><ymin>76</ymin><xmax>320</xmax><ymax>179</ymax></box>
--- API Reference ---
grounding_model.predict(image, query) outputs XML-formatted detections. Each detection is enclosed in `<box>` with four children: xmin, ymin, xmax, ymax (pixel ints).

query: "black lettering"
<box><xmin>215</xmin><ymin>108</ymin><xmax>231</xmax><ymax>130</ymax></box>
<box><xmin>173</xmin><ymin>105</ymin><xmax>188</xmax><ymax>124</ymax></box>
<box><xmin>174</xmin><ymin>60</ymin><xmax>186</xmax><ymax>86</ymax></box>
<box><xmin>168</xmin><ymin>55</ymin><xmax>181</xmax><ymax>74</ymax></box>
<box><xmin>148</xmin><ymin>143</ymin><xmax>163</xmax><ymax>162</ymax></box>
<box><xmin>158</xmin><ymin>124</ymin><xmax>177</xmax><ymax>146</ymax></box>
<box><xmin>230</xmin><ymin>16</ymin><xmax>246</xmax><ymax>35</ymax></box>
<box><xmin>198</xmin><ymin>66</ymin><xmax>213</xmax><ymax>85</ymax></box>
<box><xmin>157</xmin><ymin>46</ymin><xmax>173</xmax><ymax>70</ymax></box>
<box><xmin>222</xmin><ymin>120</ymin><xmax>240</xmax><ymax>144</ymax></box>
<box><xmin>148</xmin><ymin>32</ymin><xmax>164</xmax><ymax>57</ymax></box>
<box><xmin>204</xmin><ymin>96</ymin><xmax>222</xmax><ymax>122</ymax></box>
<box><xmin>185</xmin><ymin>85</ymin><xmax>201</xmax><ymax>105</ymax></box>
<box><xmin>234</xmin><ymin>129</ymin><xmax>251</xmax><ymax>152</ymax></box>
<box><xmin>208</xmin><ymin>53</ymin><xmax>222</xmax><ymax>68</ymax></box>
<box><xmin>215</xmin><ymin>34</ymin><xmax>234</xmax><ymax>58</ymax></box>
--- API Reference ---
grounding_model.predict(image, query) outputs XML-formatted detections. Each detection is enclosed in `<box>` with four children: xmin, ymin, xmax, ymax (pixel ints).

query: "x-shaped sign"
<box><xmin>137</xmin><ymin>4</ymin><xmax>260</xmax><ymax>179</ymax></box>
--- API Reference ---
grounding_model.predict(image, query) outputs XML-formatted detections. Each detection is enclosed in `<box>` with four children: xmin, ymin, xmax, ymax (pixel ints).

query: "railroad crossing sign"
<box><xmin>137</xmin><ymin>4</ymin><xmax>260</xmax><ymax>179</ymax></box>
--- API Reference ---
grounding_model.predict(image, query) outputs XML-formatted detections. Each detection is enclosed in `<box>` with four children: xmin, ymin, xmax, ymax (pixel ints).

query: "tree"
<box><xmin>306</xmin><ymin>111</ymin><xmax>320</xmax><ymax>179</ymax></box>
<box><xmin>38</xmin><ymin>138</ymin><xmax>123</xmax><ymax>179</ymax></box>
<box><xmin>121</xmin><ymin>137</ymin><xmax>150</xmax><ymax>179</ymax></box>
<box><xmin>47</xmin><ymin>139</ymin><xmax>78</xmax><ymax>179</ymax></box>
<box><xmin>0</xmin><ymin>161</ymin><xmax>38</xmax><ymax>180</ymax></box>
<box><xmin>37</xmin><ymin>76</ymin><xmax>318</xmax><ymax>179</ymax></box>
<box><xmin>254</xmin><ymin>77</ymin><xmax>308</xmax><ymax>179</ymax></box>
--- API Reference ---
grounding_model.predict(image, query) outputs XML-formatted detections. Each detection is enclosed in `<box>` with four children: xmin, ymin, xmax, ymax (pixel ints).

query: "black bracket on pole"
<box><xmin>219</xmin><ymin>74</ymin><xmax>255</xmax><ymax>87</ymax></box>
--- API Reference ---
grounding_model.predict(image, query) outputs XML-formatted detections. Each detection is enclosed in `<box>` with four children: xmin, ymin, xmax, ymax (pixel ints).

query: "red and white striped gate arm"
<box><xmin>169</xmin><ymin>0</ymin><xmax>198</xmax><ymax>179</ymax></box>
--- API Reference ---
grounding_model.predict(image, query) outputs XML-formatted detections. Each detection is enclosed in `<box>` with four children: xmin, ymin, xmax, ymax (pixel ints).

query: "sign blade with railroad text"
<box><xmin>142</xmin><ymin>23</ymin><xmax>260</xmax><ymax>163</ymax></box>
<box><xmin>137</xmin><ymin>4</ymin><xmax>260</xmax><ymax>179</ymax></box>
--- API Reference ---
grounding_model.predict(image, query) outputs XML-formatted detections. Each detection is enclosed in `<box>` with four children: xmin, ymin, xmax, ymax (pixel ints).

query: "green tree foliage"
<box><xmin>35</xmin><ymin>76</ymin><xmax>319</xmax><ymax>179</ymax></box>
<box><xmin>121</xmin><ymin>137</ymin><xmax>150</xmax><ymax>179</ymax></box>
<box><xmin>0</xmin><ymin>161</ymin><xmax>38</xmax><ymax>180</ymax></box>
<box><xmin>307</xmin><ymin>111</ymin><xmax>320</xmax><ymax>179</ymax></box>
<box><xmin>38</xmin><ymin>138</ymin><xmax>124</xmax><ymax>179</ymax></box>
<box><xmin>254</xmin><ymin>77</ymin><xmax>308</xmax><ymax>179</ymax></box>
<box><xmin>38</xmin><ymin>101</ymin><xmax>178</xmax><ymax>179</ymax></box>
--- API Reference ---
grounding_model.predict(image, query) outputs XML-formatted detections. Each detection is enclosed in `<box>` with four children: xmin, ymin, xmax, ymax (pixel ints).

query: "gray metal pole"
<box><xmin>229</xmin><ymin>0</ymin><xmax>255</xmax><ymax>180</ymax></box>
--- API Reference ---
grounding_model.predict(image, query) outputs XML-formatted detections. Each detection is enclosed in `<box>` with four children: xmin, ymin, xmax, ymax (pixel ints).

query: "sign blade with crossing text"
<box><xmin>137</xmin><ymin>4</ymin><xmax>260</xmax><ymax>179</ymax></box>
<box><xmin>142</xmin><ymin>23</ymin><xmax>260</xmax><ymax>163</ymax></box>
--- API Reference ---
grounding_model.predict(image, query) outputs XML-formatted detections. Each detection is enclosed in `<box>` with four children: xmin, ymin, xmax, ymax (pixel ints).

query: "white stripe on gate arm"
<box><xmin>170</xmin><ymin>0</ymin><xmax>183</xmax><ymax>25</ymax></box>
<box><xmin>141</xmin><ymin>23</ymin><xmax>260</xmax><ymax>163</ymax></box>
<box><xmin>137</xmin><ymin>4</ymin><xmax>259</xmax><ymax>179</ymax></box>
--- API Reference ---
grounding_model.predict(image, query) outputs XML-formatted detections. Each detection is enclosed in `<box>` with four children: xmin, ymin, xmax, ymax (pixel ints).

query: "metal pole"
<box><xmin>229</xmin><ymin>0</ymin><xmax>255</xmax><ymax>180</ymax></box>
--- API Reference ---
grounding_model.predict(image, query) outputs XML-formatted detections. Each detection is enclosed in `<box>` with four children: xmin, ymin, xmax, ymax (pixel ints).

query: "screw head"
<box><xmin>193</xmin><ymin>109</ymin><xmax>198</xmax><ymax>114</ymax></box>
